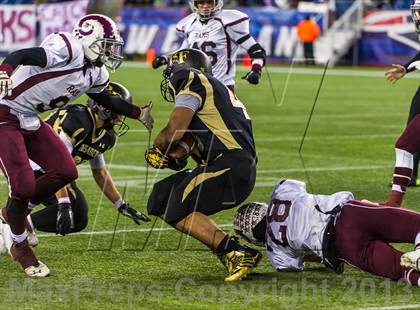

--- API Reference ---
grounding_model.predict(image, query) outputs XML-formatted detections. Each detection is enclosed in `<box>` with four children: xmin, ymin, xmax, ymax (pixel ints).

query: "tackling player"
<box><xmin>234</xmin><ymin>179</ymin><xmax>420</xmax><ymax>286</ymax></box>
<box><xmin>29</xmin><ymin>82</ymin><xmax>149</xmax><ymax>239</ymax></box>
<box><xmin>0</xmin><ymin>14</ymin><xmax>153</xmax><ymax>277</ymax></box>
<box><xmin>152</xmin><ymin>0</ymin><xmax>266</xmax><ymax>91</ymax></box>
<box><xmin>145</xmin><ymin>49</ymin><xmax>261</xmax><ymax>281</ymax></box>
<box><xmin>384</xmin><ymin>1</ymin><xmax>420</xmax><ymax>205</ymax></box>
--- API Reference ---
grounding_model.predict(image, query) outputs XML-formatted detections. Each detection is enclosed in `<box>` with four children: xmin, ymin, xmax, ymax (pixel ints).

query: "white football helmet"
<box><xmin>73</xmin><ymin>14</ymin><xmax>124</xmax><ymax>71</ymax></box>
<box><xmin>189</xmin><ymin>0</ymin><xmax>223</xmax><ymax>21</ymax></box>
<box><xmin>233</xmin><ymin>202</ymin><xmax>268</xmax><ymax>246</ymax></box>
<box><xmin>412</xmin><ymin>0</ymin><xmax>420</xmax><ymax>34</ymax></box>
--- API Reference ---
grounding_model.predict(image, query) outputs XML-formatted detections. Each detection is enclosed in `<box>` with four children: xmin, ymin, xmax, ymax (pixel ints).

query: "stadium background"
<box><xmin>1</xmin><ymin>0</ymin><xmax>420</xmax><ymax>309</ymax></box>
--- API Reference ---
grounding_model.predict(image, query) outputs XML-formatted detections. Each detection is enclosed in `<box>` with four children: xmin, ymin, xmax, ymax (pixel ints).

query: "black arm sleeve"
<box><xmin>87</xmin><ymin>89</ymin><xmax>141</xmax><ymax>119</ymax></box>
<box><xmin>404</xmin><ymin>50</ymin><xmax>420</xmax><ymax>73</ymax></box>
<box><xmin>247</xmin><ymin>43</ymin><xmax>266</xmax><ymax>65</ymax></box>
<box><xmin>2</xmin><ymin>47</ymin><xmax>47</xmax><ymax>72</ymax></box>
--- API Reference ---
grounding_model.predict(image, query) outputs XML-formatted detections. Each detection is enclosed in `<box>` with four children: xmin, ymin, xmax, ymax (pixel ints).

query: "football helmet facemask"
<box><xmin>87</xmin><ymin>82</ymin><xmax>130</xmax><ymax>136</ymax></box>
<box><xmin>233</xmin><ymin>202</ymin><xmax>268</xmax><ymax>246</ymax></box>
<box><xmin>189</xmin><ymin>0</ymin><xmax>223</xmax><ymax>21</ymax></box>
<box><xmin>412</xmin><ymin>0</ymin><xmax>420</xmax><ymax>33</ymax></box>
<box><xmin>160</xmin><ymin>48</ymin><xmax>212</xmax><ymax>102</ymax></box>
<box><xmin>73</xmin><ymin>14</ymin><xmax>124</xmax><ymax>71</ymax></box>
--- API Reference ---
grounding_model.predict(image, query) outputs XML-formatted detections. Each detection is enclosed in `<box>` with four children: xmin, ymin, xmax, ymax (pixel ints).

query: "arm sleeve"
<box><xmin>87</xmin><ymin>89</ymin><xmax>142</xmax><ymax>119</ymax></box>
<box><xmin>0</xmin><ymin>48</ymin><xmax>47</xmax><ymax>75</ymax></box>
<box><xmin>175</xmin><ymin>93</ymin><xmax>200</xmax><ymax>112</ymax></box>
<box><xmin>268</xmin><ymin>247</ymin><xmax>304</xmax><ymax>271</ymax></box>
<box><xmin>404</xmin><ymin>51</ymin><xmax>420</xmax><ymax>72</ymax></box>
<box><xmin>89</xmin><ymin>154</ymin><xmax>106</xmax><ymax>170</ymax></box>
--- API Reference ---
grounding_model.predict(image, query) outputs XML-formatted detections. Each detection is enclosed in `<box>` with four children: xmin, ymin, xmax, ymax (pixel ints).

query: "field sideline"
<box><xmin>0</xmin><ymin>64</ymin><xmax>420</xmax><ymax>310</ymax></box>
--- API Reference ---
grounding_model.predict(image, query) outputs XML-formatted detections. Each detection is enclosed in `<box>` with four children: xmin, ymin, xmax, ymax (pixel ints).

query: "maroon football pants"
<box><xmin>0</xmin><ymin>106</ymin><xmax>77</xmax><ymax>208</ymax></box>
<box><xmin>395</xmin><ymin>114</ymin><xmax>420</xmax><ymax>153</ymax></box>
<box><xmin>335</xmin><ymin>200</ymin><xmax>420</xmax><ymax>283</ymax></box>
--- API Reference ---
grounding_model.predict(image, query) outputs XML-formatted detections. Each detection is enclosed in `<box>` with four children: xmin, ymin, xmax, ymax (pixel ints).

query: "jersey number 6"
<box><xmin>192</xmin><ymin>41</ymin><xmax>218</xmax><ymax>66</ymax></box>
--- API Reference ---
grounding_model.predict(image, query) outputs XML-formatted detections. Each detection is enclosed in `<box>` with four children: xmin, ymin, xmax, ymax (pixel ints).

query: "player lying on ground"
<box><xmin>0</xmin><ymin>14</ymin><xmax>153</xmax><ymax>277</ymax></box>
<box><xmin>234</xmin><ymin>179</ymin><xmax>420</xmax><ymax>286</ymax></box>
<box><xmin>0</xmin><ymin>82</ymin><xmax>150</xmax><ymax>253</ymax></box>
<box><xmin>145</xmin><ymin>48</ymin><xmax>261</xmax><ymax>281</ymax></box>
<box><xmin>385</xmin><ymin>0</ymin><xmax>420</xmax><ymax>188</ymax></box>
<box><xmin>152</xmin><ymin>0</ymin><xmax>266</xmax><ymax>91</ymax></box>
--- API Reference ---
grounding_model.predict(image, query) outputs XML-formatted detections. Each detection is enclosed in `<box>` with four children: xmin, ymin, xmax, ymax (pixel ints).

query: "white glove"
<box><xmin>0</xmin><ymin>71</ymin><xmax>12</xmax><ymax>97</ymax></box>
<box><xmin>408</xmin><ymin>60</ymin><xmax>420</xmax><ymax>71</ymax></box>
<box><xmin>138</xmin><ymin>101</ymin><xmax>154</xmax><ymax>131</ymax></box>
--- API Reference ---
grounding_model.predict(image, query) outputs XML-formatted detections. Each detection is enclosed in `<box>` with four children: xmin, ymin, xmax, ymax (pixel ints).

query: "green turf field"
<box><xmin>1</xmin><ymin>64</ymin><xmax>420</xmax><ymax>310</ymax></box>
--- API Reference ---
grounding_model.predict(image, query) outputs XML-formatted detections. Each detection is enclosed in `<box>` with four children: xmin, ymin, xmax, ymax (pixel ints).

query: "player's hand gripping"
<box><xmin>118</xmin><ymin>202</ymin><xmax>150</xmax><ymax>225</ymax></box>
<box><xmin>56</xmin><ymin>203</ymin><xmax>74</xmax><ymax>236</ymax></box>
<box><xmin>385</xmin><ymin>64</ymin><xmax>406</xmax><ymax>84</ymax></box>
<box><xmin>138</xmin><ymin>101</ymin><xmax>154</xmax><ymax>131</ymax></box>
<box><xmin>0</xmin><ymin>71</ymin><xmax>12</xmax><ymax>97</ymax></box>
<box><xmin>242</xmin><ymin>64</ymin><xmax>262</xmax><ymax>85</ymax></box>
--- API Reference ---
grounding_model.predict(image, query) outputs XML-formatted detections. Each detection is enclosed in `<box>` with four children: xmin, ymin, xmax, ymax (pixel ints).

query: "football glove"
<box><xmin>56</xmin><ymin>203</ymin><xmax>74</xmax><ymax>236</ymax></box>
<box><xmin>0</xmin><ymin>71</ymin><xmax>12</xmax><ymax>97</ymax></box>
<box><xmin>242</xmin><ymin>64</ymin><xmax>262</xmax><ymax>85</ymax></box>
<box><xmin>138</xmin><ymin>101</ymin><xmax>154</xmax><ymax>131</ymax></box>
<box><xmin>118</xmin><ymin>203</ymin><xmax>150</xmax><ymax>225</ymax></box>
<box><xmin>145</xmin><ymin>146</ymin><xmax>188</xmax><ymax>171</ymax></box>
<box><xmin>152</xmin><ymin>55</ymin><xmax>168</xmax><ymax>69</ymax></box>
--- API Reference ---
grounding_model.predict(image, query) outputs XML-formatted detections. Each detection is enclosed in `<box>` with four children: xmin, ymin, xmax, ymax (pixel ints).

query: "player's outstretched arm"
<box><xmin>91</xmin><ymin>166</ymin><xmax>150</xmax><ymax>224</ymax></box>
<box><xmin>87</xmin><ymin>91</ymin><xmax>154</xmax><ymax>130</ymax></box>
<box><xmin>385</xmin><ymin>64</ymin><xmax>407</xmax><ymax>84</ymax></box>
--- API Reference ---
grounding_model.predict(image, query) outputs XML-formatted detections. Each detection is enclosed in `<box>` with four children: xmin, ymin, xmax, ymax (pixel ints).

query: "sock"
<box><xmin>26</xmin><ymin>214</ymin><xmax>34</xmax><ymax>230</ymax></box>
<box><xmin>387</xmin><ymin>148</ymin><xmax>413</xmax><ymax>207</ymax></box>
<box><xmin>415</xmin><ymin>233</ymin><xmax>420</xmax><ymax>250</ymax></box>
<box><xmin>215</xmin><ymin>235</ymin><xmax>240</xmax><ymax>255</ymax></box>
<box><xmin>405</xmin><ymin>269</ymin><xmax>420</xmax><ymax>286</ymax></box>
<box><xmin>11</xmin><ymin>230</ymin><xmax>28</xmax><ymax>243</ymax></box>
<box><xmin>6</xmin><ymin>199</ymin><xmax>28</xmax><ymax>235</ymax></box>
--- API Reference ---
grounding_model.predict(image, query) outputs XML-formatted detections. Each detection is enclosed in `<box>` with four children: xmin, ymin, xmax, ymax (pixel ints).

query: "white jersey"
<box><xmin>266</xmin><ymin>179</ymin><xmax>354</xmax><ymax>271</ymax></box>
<box><xmin>176</xmin><ymin>10</ymin><xmax>258</xmax><ymax>86</ymax></box>
<box><xmin>0</xmin><ymin>32</ymin><xmax>109</xmax><ymax>116</ymax></box>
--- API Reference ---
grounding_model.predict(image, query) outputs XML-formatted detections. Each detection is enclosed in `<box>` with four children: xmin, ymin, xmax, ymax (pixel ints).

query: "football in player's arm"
<box><xmin>145</xmin><ymin>49</ymin><xmax>262</xmax><ymax>282</ymax></box>
<box><xmin>234</xmin><ymin>179</ymin><xmax>420</xmax><ymax>287</ymax></box>
<box><xmin>152</xmin><ymin>0</ymin><xmax>266</xmax><ymax>90</ymax></box>
<box><xmin>0</xmin><ymin>14</ymin><xmax>152</xmax><ymax>277</ymax></box>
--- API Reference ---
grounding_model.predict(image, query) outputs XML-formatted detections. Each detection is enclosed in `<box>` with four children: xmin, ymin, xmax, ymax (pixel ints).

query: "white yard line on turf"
<box><xmin>121</xmin><ymin>61</ymin><xmax>420</xmax><ymax>79</ymax></box>
<box><xmin>360</xmin><ymin>305</ymin><xmax>420</xmax><ymax>310</ymax></box>
<box><xmin>36</xmin><ymin>224</ymin><xmax>233</xmax><ymax>238</ymax></box>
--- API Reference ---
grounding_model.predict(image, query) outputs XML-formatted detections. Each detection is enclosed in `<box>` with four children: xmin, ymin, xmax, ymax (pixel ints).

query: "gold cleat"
<box><xmin>222</xmin><ymin>248</ymin><xmax>262</xmax><ymax>282</ymax></box>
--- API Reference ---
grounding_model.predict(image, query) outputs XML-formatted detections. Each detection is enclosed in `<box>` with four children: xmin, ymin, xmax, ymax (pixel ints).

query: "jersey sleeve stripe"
<box><xmin>236</xmin><ymin>34</ymin><xmax>251</xmax><ymax>45</ymax></box>
<box><xmin>58</xmin><ymin>33</ymin><xmax>73</xmax><ymax>65</ymax></box>
<box><xmin>224</xmin><ymin>17</ymin><xmax>249</xmax><ymax>28</ymax></box>
<box><xmin>4</xmin><ymin>67</ymin><xmax>84</xmax><ymax>100</ymax></box>
<box><xmin>214</xmin><ymin>18</ymin><xmax>232</xmax><ymax>75</ymax></box>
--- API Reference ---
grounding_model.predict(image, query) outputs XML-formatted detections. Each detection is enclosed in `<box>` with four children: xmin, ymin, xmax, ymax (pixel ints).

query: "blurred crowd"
<box><xmin>0</xmin><ymin>0</ymin><xmax>412</xmax><ymax>11</ymax></box>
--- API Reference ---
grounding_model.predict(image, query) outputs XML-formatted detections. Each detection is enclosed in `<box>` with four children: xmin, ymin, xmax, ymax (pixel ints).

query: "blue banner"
<box><xmin>120</xmin><ymin>7</ymin><xmax>325</xmax><ymax>60</ymax></box>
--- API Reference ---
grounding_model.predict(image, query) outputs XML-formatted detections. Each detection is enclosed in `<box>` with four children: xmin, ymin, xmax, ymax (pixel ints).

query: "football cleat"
<box><xmin>408</xmin><ymin>177</ymin><xmax>420</xmax><ymax>187</ymax></box>
<box><xmin>401</xmin><ymin>248</ymin><xmax>420</xmax><ymax>270</ymax></box>
<box><xmin>220</xmin><ymin>246</ymin><xmax>262</xmax><ymax>282</ymax></box>
<box><xmin>0</xmin><ymin>221</ymin><xmax>12</xmax><ymax>255</ymax></box>
<box><xmin>24</xmin><ymin>261</ymin><xmax>50</xmax><ymax>278</ymax></box>
<box><xmin>10</xmin><ymin>239</ymin><xmax>49</xmax><ymax>277</ymax></box>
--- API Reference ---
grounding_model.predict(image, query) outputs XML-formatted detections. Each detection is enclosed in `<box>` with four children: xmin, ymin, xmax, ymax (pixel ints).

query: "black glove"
<box><xmin>242</xmin><ymin>64</ymin><xmax>262</xmax><ymax>85</ymax></box>
<box><xmin>118</xmin><ymin>202</ymin><xmax>151</xmax><ymax>225</ymax></box>
<box><xmin>56</xmin><ymin>203</ymin><xmax>74</xmax><ymax>236</ymax></box>
<box><xmin>152</xmin><ymin>55</ymin><xmax>168</xmax><ymax>69</ymax></box>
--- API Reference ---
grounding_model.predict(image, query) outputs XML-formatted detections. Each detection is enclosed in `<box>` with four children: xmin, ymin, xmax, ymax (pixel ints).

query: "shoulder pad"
<box><xmin>219</xmin><ymin>10</ymin><xmax>249</xmax><ymax>26</ymax></box>
<box><xmin>169</xmin><ymin>69</ymin><xmax>194</xmax><ymax>94</ymax></box>
<box><xmin>176</xmin><ymin>14</ymin><xmax>198</xmax><ymax>33</ymax></box>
